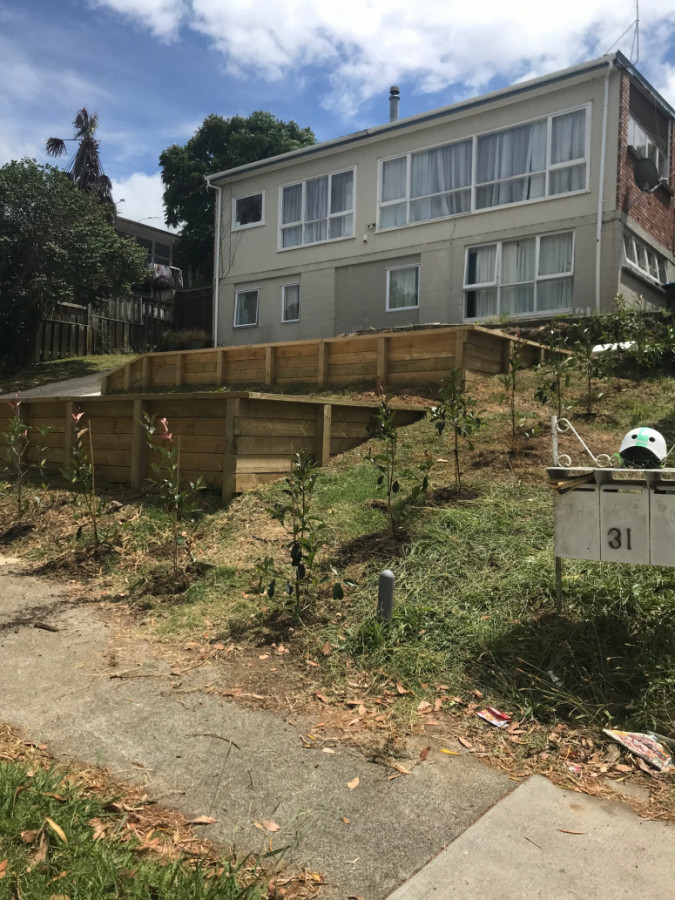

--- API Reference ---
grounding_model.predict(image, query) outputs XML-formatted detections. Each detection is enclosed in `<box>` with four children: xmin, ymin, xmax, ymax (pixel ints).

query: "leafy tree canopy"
<box><xmin>160</xmin><ymin>111</ymin><xmax>316</xmax><ymax>284</ymax></box>
<box><xmin>0</xmin><ymin>159</ymin><xmax>147</xmax><ymax>373</ymax></box>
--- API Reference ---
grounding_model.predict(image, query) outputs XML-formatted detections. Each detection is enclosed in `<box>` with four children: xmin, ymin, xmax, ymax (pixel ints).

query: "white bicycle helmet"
<box><xmin>619</xmin><ymin>427</ymin><xmax>667</xmax><ymax>468</ymax></box>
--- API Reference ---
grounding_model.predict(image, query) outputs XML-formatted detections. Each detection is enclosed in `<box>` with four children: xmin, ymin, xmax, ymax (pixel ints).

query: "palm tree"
<box><xmin>46</xmin><ymin>108</ymin><xmax>114</xmax><ymax>207</ymax></box>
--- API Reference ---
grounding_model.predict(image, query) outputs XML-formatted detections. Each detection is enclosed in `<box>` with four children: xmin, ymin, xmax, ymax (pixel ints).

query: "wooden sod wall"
<box><xmin>101</xmin><ymin>325</ymin><xmax>553</xmax><ymax>395</ymax></box>
<box><xmin>0</xmin><ymin>392</ymin><xmax>424</xmax><ymax>501</ymax></box>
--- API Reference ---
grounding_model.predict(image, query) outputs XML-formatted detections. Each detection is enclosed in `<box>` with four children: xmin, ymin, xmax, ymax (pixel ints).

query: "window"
<box><xmin>234</xmin><ymin>289</ymin><xmax>259</xmax><ymax>327</ymax></box>
<box><xmin>154</xmin><ymin>241</ymin><xmax>171</xmax><ymax>265</ymax></box>
<box><xmin>378</xmin><ymin>107</ymin><xmax>587</xmax><ymax>229</ymax></box>
<box><xmin>464</xmin><ymin>232</ymin><xmax>574</xmax><ymax>319</ymax></box>
<box><xmin>233</xmin><ymin>192</ymin><xmax>264</xmax><ymax>229</ymax></box>
<box><xmin>628</xmin><ymin>115</ymin><xmax>668</xmax><ymax>179</ymax></box>
<box><xmin>280</xmin><ymin>169</ymin><xmax>354</xmax><ymax>248</ymax></box>
<box><xmin>623</xmin><ymin>231</ymin><xmax>668</xmax><ymax>285</ymax></box>
<box><xmin>387</xmin><ymin>265</ymin><xmax>420</xmax><ymax>311</ymax></box>
<box><xmin>135</xmin><ymin>237</ymin><xmax>152</xmax><ymax>265</ymax></box>
<box><xmin>282</xmin><ymin>283</ymin><xmax>300</xmax><ymax>322</ymax></box>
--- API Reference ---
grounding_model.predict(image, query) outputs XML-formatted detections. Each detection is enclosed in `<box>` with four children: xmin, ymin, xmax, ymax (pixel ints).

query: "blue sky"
<box><xmin>2</xmin><ymin>0</ymin><xmax>675</xmax><ymax>227</ymax></box>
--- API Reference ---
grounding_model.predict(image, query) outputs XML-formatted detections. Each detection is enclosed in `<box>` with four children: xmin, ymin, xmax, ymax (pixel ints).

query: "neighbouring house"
<box><xmin>206</xmin><ymin>51</ymin><xmax>675</xmax><ymax>349</ymax></box>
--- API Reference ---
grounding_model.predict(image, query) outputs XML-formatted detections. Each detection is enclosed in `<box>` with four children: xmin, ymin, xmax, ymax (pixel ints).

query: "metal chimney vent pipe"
<box><xmin>389</xmin><ymin>85</ymin><xmax>400</xmax><ymax>122</ymax></box>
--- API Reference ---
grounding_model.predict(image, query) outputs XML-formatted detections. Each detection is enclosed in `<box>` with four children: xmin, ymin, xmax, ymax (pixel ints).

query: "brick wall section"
<box><xmin>617</xmin><ymin>72</ymin><xmax>675</xmax><ymax>253</ymax></box>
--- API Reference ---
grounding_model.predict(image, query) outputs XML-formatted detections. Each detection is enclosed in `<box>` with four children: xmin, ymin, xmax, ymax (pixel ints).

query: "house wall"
<box><xmin>214</xmin><ymin>59</ymin><xmax>673</xmax><ymax>345</ymax></box>
<box><xmin>615</xmin><ymin>72</ymin><xmax>675</xmax><ymax>310</ymax></box>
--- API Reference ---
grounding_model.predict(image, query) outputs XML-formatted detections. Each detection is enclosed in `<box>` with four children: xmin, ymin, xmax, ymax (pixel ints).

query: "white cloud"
<box><xmin>89</xmin><ymin>0</ymin><xmax>188</xmax><ymax>41</ymax></box>
<box><xmin>91</xmin><ymin>0</ymin><xmax>675</xmax><ymax>114</ymax></box>
<box><xmin>111</xmin><ymin>171</ymin><xmax>177</xmax><ymax>230</ymax></box>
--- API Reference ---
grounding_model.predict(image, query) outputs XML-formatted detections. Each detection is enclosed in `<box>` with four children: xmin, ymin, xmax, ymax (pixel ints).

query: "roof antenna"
<box><xmin>604</xmin><ymin>1</ymin><xmax>639</xmax><ymax>61</ymax></box>
<box><xmin>630</xmin><ymin>0</ymin><xmax>639</xmax><ymax>64</ymax></box>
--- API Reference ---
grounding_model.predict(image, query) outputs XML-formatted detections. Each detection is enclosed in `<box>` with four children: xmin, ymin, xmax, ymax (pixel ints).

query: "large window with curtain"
<box><xmin>464</xmin><ymin>232</ymin><xmax>574</xmax><ymax>319</ymax></box>
<box><xmin>378</xmin><ymin>107</ymin><xmax>587</xmax><ymax>229</ymax></box>
<box><xmin>280</xmin><ymin>169</ymin><xmax>354</xmax><ymax>249</ymax></box>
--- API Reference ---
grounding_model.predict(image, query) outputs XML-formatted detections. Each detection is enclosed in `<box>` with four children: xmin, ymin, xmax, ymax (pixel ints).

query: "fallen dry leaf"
<box><xmin>321</xmin><ymin>641</ymin><xmax>332</xmax><ymax>656</ymax></box>
<box><xmin>31</xmin><ymin>831</ymin><xmax>49</xmax><ymax>866</ymax></box>
<box><xmin>388</xmin><ymin>763</ymin><xmax>411</xmax><ymax>776</ymax></box>
<box><xmin>322</xmin><ymin>748</ymin><xmax>335</xmax><ymax>754</ymax></box>
<box><xmin>440</xmin><ymin>748</ymin><xmax>460</xmax><ymax>756</ymax></box>
<box><xmin>420</xmin><ymin>747</ymin><xmax>431</xmax><ymax>761</ymax></box>
<box><xmin>306</xmin><ymin>659</ymin><xmax>319</xmax><ymax>667</ymax></box>
<box><xmin>45</xmin><ymin>818</ymin><xmax>67</xmax><ymax>844</ymax></box>
<box><xmin>396</xmin><ymin>683</ymin><xmax>411</xmax><ymax>695</ymax></box>
<box><xmin>472</xmin><ymin>689</ymin><xmax>484</xmax><ymax>699</ymax></box>
<box><xmin>314</xmin><ymin>691</ymin><xmax>329</xmax><ymax>703</ymax></box>
<box><xmin>417</xmin><ymin>701</ymin><xmax>432</xmax><ymax>714</ymax></box>
<box><xmin>21</xmin><ymin>829</ymin><xmax>41</xmax><ymax>844</ymax></box>
<box><xmin>187</xmin><ymin>816</ymin><xmax>217</xmax><ymax>825</ymax></box>
<box><xmin>559</xmin><ymin>829</ymin><xmax>585</xmax><ymax>835</ymax></box>
<box><xmin>347</xmin><ymin>777</ymin><xmax>360</xmax><ymax>790</ymax></box>
<box><xmin>261</xmin><ymin>820</ymin><xmax>280</xmax><ymax>832</ymax></box>
<box><xmin>47</xmin><ymin>895</ymin><xmax>70</xmax><ymax>900</ymax></box>
<box><xmin>342</xmin><ymin>817</ymin><xmax>350</xmax><ymax>824</ymax></box>
<box><xmin>458</xmin><ymin>737</ymin><xmax>473</xmax><ymax>749</ymax></box>
<box><xmin>433</xmin><ymin>698</ymin><xmax>443</xmax><ymax>712</ymax></box>
<box><xmin>0</xmin><ymin>860</ymin><xmax>6</xmax><ymax>879</ymax></box>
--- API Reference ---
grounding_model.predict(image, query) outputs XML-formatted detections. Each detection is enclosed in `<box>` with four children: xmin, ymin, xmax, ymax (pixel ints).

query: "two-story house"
<box><xmin>206</xmin><ymin>51</ymin><xmax>675</xmax><ymax>348</ymax></box>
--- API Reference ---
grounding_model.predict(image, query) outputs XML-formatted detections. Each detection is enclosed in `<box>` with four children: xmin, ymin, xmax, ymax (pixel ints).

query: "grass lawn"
<box><xmin>0</xmin><ymin>730</ymin><xmax>263</xmax><ymax>899</ymax></box>
<box><xmin>0</xmin><ymin>355</ymin><xmax>135</xmax><ymax>396</ymax></box>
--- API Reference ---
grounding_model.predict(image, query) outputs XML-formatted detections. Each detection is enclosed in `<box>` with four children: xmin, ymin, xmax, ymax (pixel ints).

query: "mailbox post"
<box><xmin>548</xmin><ymin>417</ymin><xmax>675</xmax><ymax>610</ymax></box>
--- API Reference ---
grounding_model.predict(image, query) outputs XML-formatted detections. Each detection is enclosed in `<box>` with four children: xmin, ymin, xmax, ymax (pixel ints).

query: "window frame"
<box><xmin>281</xmin><ymin>282</ymin><xmax>301</xmax><ymax>323</ymax></box>
<box><xmin>386</xmin><ymin>264</ymin><xmax>421</xmax><ymax>312</ymax></box>
<box><xmin>627</xmin><ymin>113</ymin><xmax>669</xmax><ymax>180</ymax></box>
<box><xmin>622</xmin><ymin>230</ymin><xmax>669</xmax><ymax>287</ymax></box>
<box><xmin>278</xmin><ymin>167</ymin><xmax>356</xmax><ymax>251</ymax></box>
<box><xmin>233</xmin><ymin>288</ymin><xmax>260</xmax><ymax>328</ymax></box>
<box><xmin>463</xmin><ymin>230</ymin><xmax>575</xmax><ymax>321</ymax></box>
<box><xmin>232</xmin><ymin>191</ymin><xmax>265</xmax><ymax>231</ymax></box>
<box><xmin>377</xmin><ymin>104</ymin><xmax>590</xmax><ymax>232</ymax></box>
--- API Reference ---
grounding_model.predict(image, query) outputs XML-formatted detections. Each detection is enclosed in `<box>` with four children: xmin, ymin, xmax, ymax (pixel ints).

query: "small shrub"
<box><xmin>141</xmin><ymin>414</ymin><xmax>205</xmax><ymax>580</ymax></box>
<box><xmin>261</xmin><ymin>450</ymin><xmax>344</xmax><ymax>622</ymax></box>
<box><xmin>498</xmin><ymin>336</ymin><xmax>524</xmax><ymax>451</ymax></box>
<box><xmin>63</xmin><ymin>410</ymin><xmax>100</xmax><ymax>549</ymax></box>
<box><xmin>430</xmin><ymin>369</ymin><xmax>482</xmax><ymax>493</ymax></box>
<box><xmin>158</xmin><ymin>329</ymin><xmax>210</xmax><ymax>352</ymax></box>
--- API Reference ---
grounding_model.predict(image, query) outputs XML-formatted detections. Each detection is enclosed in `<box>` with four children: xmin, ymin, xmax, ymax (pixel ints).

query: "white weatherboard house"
<box><xmin>207</xmin><ymin>52</ymin><xmax>675</xmax><ymax>348</ymax></box>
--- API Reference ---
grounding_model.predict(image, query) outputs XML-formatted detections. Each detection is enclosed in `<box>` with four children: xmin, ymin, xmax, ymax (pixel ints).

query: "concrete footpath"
<box><xmin>0</xmin><ymin>555</ymin><xmax>673</xmax><ymax>898</ymax></box>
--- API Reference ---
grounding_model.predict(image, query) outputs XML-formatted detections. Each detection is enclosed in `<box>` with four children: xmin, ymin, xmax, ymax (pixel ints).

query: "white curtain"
<box><xmin>476</xmin><ymin>121</ymin><xmax>546</xmax><ymax>208</ymax></box>
<box><xmin>281</xmin><ymin>184</ymin><xmax>302</xmax><ymax>247</ymax></box>
<box><xmin>549</xmin><ymin>110</ymin><xmax>586</xmax><ymax>194</ymax></box>
<box><xmin>410</xmin><ymin>140</ymin><xmax>472</xmax><ymax>221</ymax></box>
<box><xmin>539</xmin><ymin>233</ymin><xmax>573</xmax><ymax>276</ymax></box>
<box><xmin>283</xmin><ymin>284</ymin><xmax>300</xmax><ymax>321</ymax></box>
<box><xmin>304</xmin><ymin>176</ymin><xmax>328</xmax><ymax>243</ymax></box>
<box><xmin>235</xmin><ymin>290</ymin><xmax>258</xmax><ymax>327</ymax></box>
<box><xmin>501</xmin><ymin>239</ymin><xmax>535</xmax><ymax>284</ymax></box>
<box><xmin>331</xmin><ymin>171</ymin><xmax>353</xmax><ymax>213</ymax></box>
<box><xmin>465</xmin><ymin>245</ymin><xmax>497</xmax><ymax>318</ymax></box>
<box><xmin>382</xmin><ymin>157</ymin><xmax>406</xmax><ymax>201</ymax></box>
<box><xmin>389</xmin><ymin>267</ymin><xmax>419</xmax><ymax>309</ymax></box>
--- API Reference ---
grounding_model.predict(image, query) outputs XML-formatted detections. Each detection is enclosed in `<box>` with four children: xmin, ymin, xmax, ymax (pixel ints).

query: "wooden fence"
<box><xmin>101</xmin><ymin>325</ymin><xmax>551</xmax><ymax>395</ymax></box>
<box><xmin>0</xmin><ymin>392</ymin><xmax>424</xmax><ymax>500</ymax></box>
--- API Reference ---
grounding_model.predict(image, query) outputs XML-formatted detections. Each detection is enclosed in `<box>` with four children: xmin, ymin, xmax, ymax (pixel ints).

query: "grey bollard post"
<box><xmin>377</xmin><ymin>569</ymin><xmax>395</xmax><ymax>622</ymax></box>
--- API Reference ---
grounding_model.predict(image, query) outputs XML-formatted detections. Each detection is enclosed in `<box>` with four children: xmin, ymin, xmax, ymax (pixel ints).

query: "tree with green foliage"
<box><xmin>46</xmin><ymin>108</ymin><xmax>114</xmax><ymax>210</ymax></box>
<box><xmin>160</xmin><ymin>111</ymin><xmax>316</xmax><ymax>284</ymax></box>
<box><xmin>0</xmin><ymin>160</ymin><xmax>147</xmax><ymax>374</ymax></box>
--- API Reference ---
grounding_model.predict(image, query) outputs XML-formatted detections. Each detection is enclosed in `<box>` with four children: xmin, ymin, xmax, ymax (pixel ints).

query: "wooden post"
<box><xmin>315</xmin><ymin>403</ymin><xmax>332</xmax><ymax>466</ymax></box>
<box><xmin>176</xmin><ymin>352</ymin><xmax>185</xmax><ymax>388</ymax></box>
<box><xmin>142</xmin><ymin>355</ymin><xmax>151</xmax><ymax>388</ymax></box>
<box><xmin>130</xmin><ymin>398</ymin><xmax>148</xmax><ymax>490</ymax></box>
<box><xmin>63</xmin><ymin>401</ymin><xmax>74</xmax><ymax>469</ymax></box>
<box><xmin>216</xmin><ymin>348</ymin><xmax>226</xmax><ymax>386</ymax></box>
<box><xmin>123</xmin><ymin>363</ymin><xmax>132</xmax><ymax>392</ymax></box>
<box><xmin>265</xmin><ymin>346</ymin><xmax>275</xmax><ymax>388</ymax></box>
<box><xmin>455</xmin><ymin>327</ymin><xmax>467</xmax><ymax>388</ymax></box>
<box><xmin>376</xmin><ymin>337</ymin><xmax>388</xmax><ymax>386</ymax></box>
<box><xmin>222</xmin><ymin>397</ymin><xmax>240</xmax><ymax>503</ymax></box>
<box><xmin>317</xmin><ymin>341</ymin><xmax>328</xmax><ymax>387</ymax></box>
